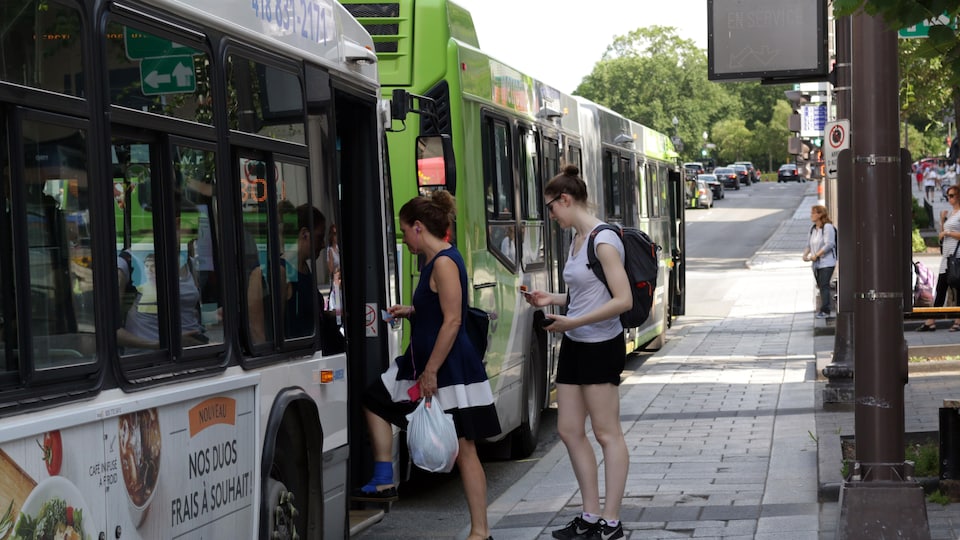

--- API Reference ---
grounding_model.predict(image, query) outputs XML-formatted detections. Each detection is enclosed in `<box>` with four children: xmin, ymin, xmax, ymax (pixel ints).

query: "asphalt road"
<box><xmin>350</xmin><ymin>180</ymin><xmax>808</xmax><ymax>539</ymax></box>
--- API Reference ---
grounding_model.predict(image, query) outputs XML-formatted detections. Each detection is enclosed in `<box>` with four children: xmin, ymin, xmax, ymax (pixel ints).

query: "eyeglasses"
<box><xmin>545</xmin><ymin>194</ymin><xmax>563</xmax><ymax>212</ymax></box>
<box><xmin>950</xmin><ymin>193</ymin><xmax>958</xmax><ymax>199</ymax></box>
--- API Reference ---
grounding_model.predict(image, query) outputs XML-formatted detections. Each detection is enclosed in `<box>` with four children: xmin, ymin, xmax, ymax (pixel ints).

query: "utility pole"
<box><xmin>835</xmin><ymin>10</ymin><xmax>929</xmax><ymax>538</ymax></box>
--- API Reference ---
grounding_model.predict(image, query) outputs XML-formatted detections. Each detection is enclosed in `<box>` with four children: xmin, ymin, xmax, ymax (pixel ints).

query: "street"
<box><xmin>351</xmin><ymin>180</ymin><xmax>811</xmax><ymax>539</ymax></box>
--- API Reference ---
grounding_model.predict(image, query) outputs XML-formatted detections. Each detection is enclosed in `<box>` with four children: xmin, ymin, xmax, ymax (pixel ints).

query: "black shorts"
<box><xmin>362</xmin><ymin>378</ymin><xmax>418</xmax><ymax>429</ymax></box>
<box><xmin>557</xmin><ymin>333</ymin><xmax>625</xmax><ymax>385</ymax></box>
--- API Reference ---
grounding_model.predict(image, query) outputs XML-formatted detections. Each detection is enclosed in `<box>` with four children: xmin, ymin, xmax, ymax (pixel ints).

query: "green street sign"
<box><xmin>125</xmin><ymin>27</ymin><xmax>199</xmax><ymax>60</ymax></box>
<box><xmin>139</xmin><ymin>56</ymin><xmax>196</xmax><ymax>95</ymax></box>
<box><xmin>899</xmin><ymin>14</ymin><xmax>957</xmax><ymax>38</ymax></box>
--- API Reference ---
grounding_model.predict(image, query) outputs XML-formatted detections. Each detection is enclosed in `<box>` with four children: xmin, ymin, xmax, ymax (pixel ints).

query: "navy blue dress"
<box><xmin>382</xmin><ymin>246</ymin><xmax>501</xmax><ymax>440</ymax></box>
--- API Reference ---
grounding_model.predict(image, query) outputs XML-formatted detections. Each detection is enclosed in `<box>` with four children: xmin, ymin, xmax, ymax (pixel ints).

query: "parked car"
<box><xmin>730</xmin><ymin>164</ymin><xmax>752</xmax><ymax>186</ymax></box>
<box><xmin>694</xmin><ymin>179</ymin><xmax>713</xmax><ymax>208</ymax></box>
<box><xmin>697</xmin><ymin>173</ymin><xmax>724</xmax><ymax>200</ymax></box>
<box><xmin>778</xmin><ymin>163</ymin><xmax>804</xmax><ymax>182</ymax></box>
<box><xmin>714</xmin><ymin>167</ymin><xmax>740</xmax><ymax>190</ymax></box>
<box><xmin>735</xmin><ymin>161</ymin><xmax>758</xmax><ymax>183</ymax></box>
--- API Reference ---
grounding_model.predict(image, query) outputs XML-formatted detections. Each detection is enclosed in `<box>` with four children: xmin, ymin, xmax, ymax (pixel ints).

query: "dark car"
<box><xmin>714</xmin><ymin>167</ymin><xmax>740</xmax><ymax>190</ymax></box>
<box><xmin>735</xmin><ymin>161</ymin><xmax>758</xmax><ymax>183</ymax></box>
<box><xmin>730</xmin><ymin>164</ymin><xmax>752</xmax><ymax>186</ymax></box>
<box><xmin>697</xmin><ymin>173</ymin><xmax>724</xmax><ymax>200</ymax></box>
<box><xmin>778</xmin><ymin>163</ymin><xmax>804</xmax><ymax>183</ymax></box>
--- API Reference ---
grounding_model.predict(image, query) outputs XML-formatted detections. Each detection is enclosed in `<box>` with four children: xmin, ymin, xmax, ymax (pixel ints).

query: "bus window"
<box><xmin>482</xmin><ymin>116</ymin><xmax>516</xmax><ymax>267</ymax></box>
<box><xmin>637</xmin><ymin>160</ymin><xmax>649</xmax><ymax>219</ymax></box>
<box><xmin>0</xmin><ymin>1</ymin><xmax>83</xmax><ymax>96</ymax></box>
<box><xmin>603</xmin><ymin>150</ymin><xmax>622</xmax><ymax>220</ymax></box>
<box><xmin>104</xmin><ymin>21</ymin><xmax>211</xmax><ymax>124</ymax></box>
<box><xmin>240</xmin><ymin>157</ymin><xmax>275</xmax><ymax>348</ymax></box>
<box><xmin>227</xmin><ymin>56</ymin><xmax>305</xmax><ymax>144</ymax></box>
<box><xmin>22</xmin><ymin>120</ymin><xmax>95</xmax><ymax>368</ymax></box>
<box><xmin>174</xmin><ymin>145</ymin><xmax>222</xmax><ymax>349</ymax></box>
<box><xmin>519</xmin><ymin>128</ymin><xmax>543</xmax><ymax>266</ymax></box>
<box><xmin>279</xmin><ymin>172</ymin><xmax>322</xmax><ymax>342</ymax></box>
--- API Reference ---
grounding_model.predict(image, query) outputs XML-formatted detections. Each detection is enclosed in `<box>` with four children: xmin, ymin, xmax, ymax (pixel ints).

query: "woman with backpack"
<box><xmin>918</xmin><ymin>184</ymin><xmax>960</xmax><ymax>331</ymax></box>
<box><xmin>803</xmin><ymin>205</ymin><xmax>837</xmax><ymax>319</ymax></box>
<box><xmin>523</xmin><ymin>164</ymin><xmax>630</xmax><ymax>540</ymax></box>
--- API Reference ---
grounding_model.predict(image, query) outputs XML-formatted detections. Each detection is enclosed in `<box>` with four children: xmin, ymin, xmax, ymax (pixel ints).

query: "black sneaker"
<box><xmin>551</xmin><ymin>515</ymin><xmax>600</xmax><ymax>539</ymax></box>
<box><xmin>585</xmin><ymin>519</ymin><xmax>624</xmax><ymax>540</ymax></box>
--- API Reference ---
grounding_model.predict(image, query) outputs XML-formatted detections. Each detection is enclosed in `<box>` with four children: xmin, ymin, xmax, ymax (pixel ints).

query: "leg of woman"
<box><xmin>583</xmin><ymin>384</ymin><xmax>629</xmax><ymax>520</ymax></box>
<box><xmin>815</xmin><ymin>267</ymin><xmax>832</xmax><ymax>314</ymax></box>
<box><xmin>925</xmin><ymin>273</ymin><xmax>951</xmax><ymax>328</ymax></box>
<box><xmin>456</xmin><ymin>438</ymin><xmax>490</xmax><ymax>540</ymax></box>
<box><xmin>556</xmin><ymin>383</ymin><xmax>601</xmax><ymax>515</ymax></box>
<box><xmin>365</xmin><ymin>408</ymin><xmax>394</xmax><ymax>464</ymax></box>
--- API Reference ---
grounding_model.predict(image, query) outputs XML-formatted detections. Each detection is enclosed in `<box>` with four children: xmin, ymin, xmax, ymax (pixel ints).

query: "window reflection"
<box><xmin>227</xmin><ymin>56</ymin><xmax>305</xmax><ymax>143</ymax></box>
<box><xmin>0</xmin><ymin>1</ymin><xmax>83</xmax><ymax>96</ymax></box>
<box><xmin>22</xmin><ymin>120</ymin><xmax>96</xmax><ymax>368</ymax></box>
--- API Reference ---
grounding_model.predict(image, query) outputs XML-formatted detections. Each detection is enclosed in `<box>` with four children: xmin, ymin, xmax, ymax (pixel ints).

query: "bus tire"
<box><xmin>265</xmin><ymin>477</ymin><xmax>299</xmax><ymax>540</ymax></box>
<box><xmin>512</xmin><ymin>326</ymin><xmax>546</xmax><ymax>458</ymax></box>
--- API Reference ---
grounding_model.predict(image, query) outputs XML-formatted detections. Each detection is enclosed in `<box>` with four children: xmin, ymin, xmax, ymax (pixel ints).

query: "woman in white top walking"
<box><xmin>919</xmin><ymin>184</ymin><xmax>960</xmax><ymax>331</ymax></box>
<box><xmin>524</xmin><ymin>164</ymin><xmax>630</xmax><ymax>540</ymax></box>
<box><xmin>802</xmin><ymin>205</ymin><xmax>837</xmax><ymax>318</ymax></box>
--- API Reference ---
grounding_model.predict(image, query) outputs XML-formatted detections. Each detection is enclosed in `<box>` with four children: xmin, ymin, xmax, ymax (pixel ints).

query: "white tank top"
<box><xmin>563</xmin><ymin>224</ymin><xmax>625</xmax><ymax>342</ymax></box>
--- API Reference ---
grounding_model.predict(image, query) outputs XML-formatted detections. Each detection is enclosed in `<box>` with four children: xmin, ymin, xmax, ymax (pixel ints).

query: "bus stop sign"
<box><xmin>824</xmin><ymin>120</ymin><xmax>849</xmax><ymax>179</ymax></box>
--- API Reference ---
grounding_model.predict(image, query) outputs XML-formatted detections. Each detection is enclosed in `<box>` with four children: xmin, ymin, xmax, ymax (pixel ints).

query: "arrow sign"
<box><xmin>139</xmin><ymin>56</ymin><xmax>196</xmax><ymax>95</ymax></box>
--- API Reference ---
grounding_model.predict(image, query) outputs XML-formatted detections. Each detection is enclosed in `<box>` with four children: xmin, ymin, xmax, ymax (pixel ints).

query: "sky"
<box><xmin>452</xmin><ymin>0</ymin><xmax>709</xmax><ymax>94</ymax></box>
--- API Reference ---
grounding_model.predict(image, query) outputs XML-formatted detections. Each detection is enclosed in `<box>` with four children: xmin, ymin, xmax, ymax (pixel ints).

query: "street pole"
<box><xmin>835</xmin><ymin>10</ymin><xmax>930</xmax><ymax>538</ymax></box>
<box><xmin>822</xmin><ymin>15</ymin><xmax>855</xmax><ymax>402</ymax></box>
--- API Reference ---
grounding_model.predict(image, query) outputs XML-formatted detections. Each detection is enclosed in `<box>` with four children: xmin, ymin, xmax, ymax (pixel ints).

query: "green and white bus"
<box><xmin>340</xmin><ymin>0</ymin><xmax>686</xmax><ymax>459</ymax></box>
<box><xmin>0</xmin><ymin>0</ymin><xmax>416</xmax><ymax>537</ymax></box>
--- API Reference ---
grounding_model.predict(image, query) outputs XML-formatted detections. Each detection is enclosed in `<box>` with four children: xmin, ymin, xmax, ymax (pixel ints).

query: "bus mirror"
<box><xmin>416</xmin><ymin>135</ymin><xmax>456</xmax><ymax>192</ymax></box>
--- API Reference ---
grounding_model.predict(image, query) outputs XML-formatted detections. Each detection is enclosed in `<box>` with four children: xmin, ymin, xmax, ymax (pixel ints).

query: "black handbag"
<box><xmin>947</xmin><ymin>242</ymin><xmax>960</xmax><ymax>289</ymax></box>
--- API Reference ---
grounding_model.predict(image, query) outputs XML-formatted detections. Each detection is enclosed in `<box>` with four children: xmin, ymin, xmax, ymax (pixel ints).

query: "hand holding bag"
<box><xmin>405</xmin><ymin>396</ymin><xmax>459</xmax><ymax>473</ymax></box>
<box><xmin>947</xmin><ymin>242</ymin><xmax>960</xmax><ymax>289</ymax></box>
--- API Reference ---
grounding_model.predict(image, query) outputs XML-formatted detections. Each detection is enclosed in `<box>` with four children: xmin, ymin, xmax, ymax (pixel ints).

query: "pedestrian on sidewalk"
<box><xmin>802</xmin><ymin>205</ymin><xmax>837</xmax><ymax>318</ymax></box>
<box><xmin>524</xmin><ymin>164</ymin><xmax>630</xmax><ymax>540</ymax></box>
<box><xmin>919</xmin><ymin>184</ymin><xmax>960</xmax><ymax>332</ymax></box>
<box><xmin>351</xmin><ymin>190</ymin><xmax>501</xmax><ymax>540</ymax></box>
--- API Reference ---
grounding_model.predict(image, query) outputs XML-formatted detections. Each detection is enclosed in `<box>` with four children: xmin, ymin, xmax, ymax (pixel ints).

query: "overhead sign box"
<box><xmin>707</xmin><ymin>0</ymin><xmax>828</xmax><ymax>82</ymax></box>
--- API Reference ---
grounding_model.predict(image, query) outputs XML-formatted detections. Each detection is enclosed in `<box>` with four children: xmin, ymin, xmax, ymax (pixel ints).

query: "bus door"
<box><xmin>668</xmin><ymin>168</ymin><xmax>686</xmax><ymax>316</ymax></box>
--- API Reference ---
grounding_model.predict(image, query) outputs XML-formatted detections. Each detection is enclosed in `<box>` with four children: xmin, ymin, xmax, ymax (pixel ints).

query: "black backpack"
<box><xmin>586</xmin><ymin>223</ymin><xmax>661</xmax><ymax>328</ymax></box>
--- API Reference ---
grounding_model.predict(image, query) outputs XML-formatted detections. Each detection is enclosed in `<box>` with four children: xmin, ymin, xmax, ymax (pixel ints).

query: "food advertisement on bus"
<box><xmin>0</xmin><ymin>385</ymin><xmax>255</xmax><ymax>539</ymax></box>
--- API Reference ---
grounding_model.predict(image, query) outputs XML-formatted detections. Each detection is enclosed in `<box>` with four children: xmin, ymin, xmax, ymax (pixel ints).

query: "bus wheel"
<box><xmin>266</xmin><ymin>477</ymin><xmax>300</xmax><ymax>540</ymax></box>
<box><xmin>512</xmin><ymin>328</ymin><xmax>546</xmax><ymax>458</ymax></box>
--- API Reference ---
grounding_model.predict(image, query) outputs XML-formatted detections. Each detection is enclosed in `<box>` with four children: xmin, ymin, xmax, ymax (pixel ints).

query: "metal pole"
<box><xmin>822</xmin><ymin>15</ymin><xmax>855</xmax><ymax>399</ymax></box>
<box><xmin>836</xmin><ymin>10</ymin><xmax>930</xmax><ymax>538</ymax></box>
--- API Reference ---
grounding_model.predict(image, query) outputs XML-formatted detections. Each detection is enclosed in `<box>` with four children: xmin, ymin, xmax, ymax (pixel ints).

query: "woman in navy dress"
<box><xmin>353</xmin><ymin>190</ymin><xmax>499</xmax><ymax>540</ymax></box>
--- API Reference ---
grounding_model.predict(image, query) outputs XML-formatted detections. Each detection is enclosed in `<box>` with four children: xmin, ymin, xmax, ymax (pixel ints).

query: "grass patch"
<box><xmin>928</xmin><ymin>490</ymin><xmax>951</xmax><ymax>505</ymax></box>
<box><xmin>910</xmin><ymin>355</ymin><xmax>960</xmax><ymax>363</ymax></box>
<box><xmin>842</xmin><ymin>436</ymin><xmax>939</xmax><ymax>478</ymax></box>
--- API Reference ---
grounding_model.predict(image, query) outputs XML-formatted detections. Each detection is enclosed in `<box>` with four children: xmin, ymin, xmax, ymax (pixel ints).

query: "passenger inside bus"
<box><xmin>282</xmin><ymin>204</ymin><xmax>326</xmax><ymax>339</ymax></box>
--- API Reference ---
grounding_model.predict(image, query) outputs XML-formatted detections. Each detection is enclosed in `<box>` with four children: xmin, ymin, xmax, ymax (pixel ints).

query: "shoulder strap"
<box><xmin>586</xmin><ymin>223</ymin><xmax>620</xmax><ymax>270</ymax></box>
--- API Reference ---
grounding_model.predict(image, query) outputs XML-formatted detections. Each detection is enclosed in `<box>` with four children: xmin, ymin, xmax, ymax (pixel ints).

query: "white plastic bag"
<box><xmin>405</xmin><ymin>396</ymin><xmax>459</xmax><ymax>473</ymax></box>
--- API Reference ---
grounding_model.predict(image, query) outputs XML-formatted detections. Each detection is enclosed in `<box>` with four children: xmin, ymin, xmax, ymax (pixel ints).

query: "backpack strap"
<box><xmin>586</xmin><ymin>223</ymin><xmax>620</xmax><ymax>296</ymax></box>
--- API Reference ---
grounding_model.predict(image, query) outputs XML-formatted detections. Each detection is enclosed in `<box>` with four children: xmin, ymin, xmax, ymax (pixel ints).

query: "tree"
<box><xmin>836</xmin><ymin>1</ymin><xmax>960</xmax><ymax>136</ymax></box>
<box><xmin>574</xmin><ymin>26</ymin><xmax>740</xmax><ymax>162</ymax></box>
<box><xmin>711</xmin><ymin>119</ymin><xmax>750</xmax><ymax>163</ymax></box>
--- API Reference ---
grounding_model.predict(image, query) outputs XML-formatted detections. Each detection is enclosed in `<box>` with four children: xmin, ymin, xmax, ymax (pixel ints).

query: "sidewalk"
<box><xmin>481</xmin><ymin>183</ymin><xmax>960</xmax><ymax>540</ymax></box>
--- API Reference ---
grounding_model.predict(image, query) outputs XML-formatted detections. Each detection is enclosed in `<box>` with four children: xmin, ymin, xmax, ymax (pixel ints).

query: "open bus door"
<box><xmin>669</xmin><ymin>168</ymin><xmax>686</xmax><ymax>317</ymax></box>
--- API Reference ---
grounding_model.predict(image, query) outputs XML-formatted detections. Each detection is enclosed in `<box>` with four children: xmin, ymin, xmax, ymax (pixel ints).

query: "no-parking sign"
<box><xmin>824</xmin><ymin>120</ymin><xmax>849</xmax><ymax>179</ymax></box>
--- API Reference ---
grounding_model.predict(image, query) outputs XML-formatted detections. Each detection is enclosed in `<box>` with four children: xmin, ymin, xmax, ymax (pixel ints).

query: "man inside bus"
<box><xmin>279</xmin><ymin>204</ymin><xmax>344</xmax><ymax>353</ymax></box>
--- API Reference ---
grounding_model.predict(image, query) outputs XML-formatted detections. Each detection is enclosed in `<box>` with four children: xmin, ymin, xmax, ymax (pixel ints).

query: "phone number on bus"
<box><xmin>251</xmin><ymin>0</ymin><xmax>328</xmax><ymax>44</ymax></box>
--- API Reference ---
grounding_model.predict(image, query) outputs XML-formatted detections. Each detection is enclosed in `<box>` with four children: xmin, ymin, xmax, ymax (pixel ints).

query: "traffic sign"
<box><xmin>139</xmin><ymin>56</ymin><xmax>196</xmax><ymax>95</ymax></box>
<box><xmin>824</xmin><ymin>120</ymin><xmax>849</xmax><ymax>179</ymax></box>
<box><xmin>124</xmin><ymin>27</ymin><xmax>199</xmax><ymax>60</ymax></box>
<box><xmin>899</xmin><ymin>14</ymin><xmax>957</xmax><ymax>38</ymax></box>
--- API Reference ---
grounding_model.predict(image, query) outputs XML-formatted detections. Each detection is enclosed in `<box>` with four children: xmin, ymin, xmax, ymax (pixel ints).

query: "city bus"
<box><xmin>340</xmin><ymin>0</ymin><xmax>686</xmax><ymax>459</ymax></box>
<box><xmin>0</xmin><ymin>0</ymin><xmax>411</xmax><ymax>537</ymax></box>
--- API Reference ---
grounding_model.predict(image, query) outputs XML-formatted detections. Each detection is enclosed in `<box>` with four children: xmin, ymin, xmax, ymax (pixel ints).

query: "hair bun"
<box><xmin>562</xmin><ymin>164</ymin><xmax>580</xmax><ymax>177</ymax></box>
